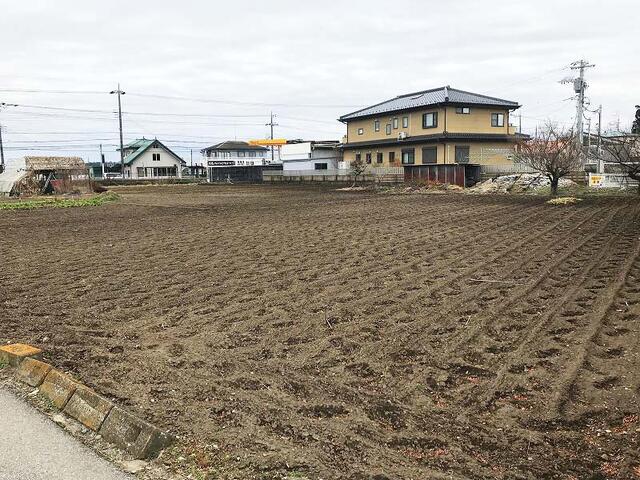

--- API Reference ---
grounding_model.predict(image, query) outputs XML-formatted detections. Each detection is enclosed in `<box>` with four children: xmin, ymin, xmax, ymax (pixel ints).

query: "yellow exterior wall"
<box><xmin>343</xmin><ymin>141</ymin><xmax>515</xmax><ymax>167</ymax></box>
<box><xmin>345</xmin><ymin>106</ymin><xmax>513</xmax><ymax>142</ymax></box>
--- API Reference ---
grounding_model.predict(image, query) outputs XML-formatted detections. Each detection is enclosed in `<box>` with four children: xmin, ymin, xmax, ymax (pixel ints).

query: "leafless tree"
<box><xmin>513</xmin><ymin>123</ymin><xmax>584</xmax><ymax>196</ymax></box>
<box><xmin>350</xmin><ymin>156</ymin><xmax>367</xmax><ymax>187</ymax></box>
<box><xmin>599</xmin><ymin>134</ymin><xmax>640</xmax><ymax>195</ymax></box>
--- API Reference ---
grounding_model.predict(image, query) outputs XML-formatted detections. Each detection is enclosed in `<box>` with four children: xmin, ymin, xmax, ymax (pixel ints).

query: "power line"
<box><xmin>0</xmin><ymin>87</ymin><xmax>363</xmax><ymax>108</ymax></box>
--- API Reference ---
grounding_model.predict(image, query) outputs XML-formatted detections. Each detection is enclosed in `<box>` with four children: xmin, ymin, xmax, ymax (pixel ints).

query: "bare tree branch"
<box><xmin>513</xmin><ymin>123</ymin><xmax>583</xmax><ymax>196</ymax></box>
<box><xmin>598</xmin><ymin>133</ymin><xmax>640</xmax><ymax>195</ymax></box>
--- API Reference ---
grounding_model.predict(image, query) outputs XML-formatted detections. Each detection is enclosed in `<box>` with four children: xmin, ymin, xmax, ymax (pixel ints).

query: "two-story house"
<box><xmin>201</xmin><ymin>141</ymin><xmax>270</xmax><ymax>167</ymax></box>
<box><xmin>120</xmin><ymin>138</ymin><xmax>186</xmax><ymax>179</ymax></box>
<box><xmin>339</xmin><ymin>86</ymin><xmax>523</xmax><ymax>167</ymax></box>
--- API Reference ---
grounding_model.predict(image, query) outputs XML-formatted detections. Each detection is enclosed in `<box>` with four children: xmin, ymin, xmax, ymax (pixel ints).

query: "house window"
<box><xmin>385</xmin><ymin>124</ymin><xmax>392</xmax><ymax>135</ymax></box>
<box><xmin>374</xmin><ymin>120</ymin><xmax>380</xmax><ymax>132</ymax></box>
<box><xmin>401</xmin><ymin>148</ymin><xmax>415</xmax><ymax>165</ymax></box>
<box><xmin>491</xmin><ymin>113</ymin><xmax>505</xmax><ymax>127</ymax></box>
<box><xmin>357</xmin><ymin>128</ymin><xmax>364</xmax><ymax>135</ymax></box>
<box><xmin>455</xmin><ymin>146</ymin><xmax>470</xmax><ymax>164</ymax></box>
<box><xmin>355</xmin><ymin>153</ymin><xmax>361</xmax><ymax>162</ymax></box>
<box><xmin>314</xmin><ymin>163</ymin><xmax>328</xmax><ymax>170</ymax></box>
<box><xmin>456</xmin><ymin>107</ymin><xmax>471</xmax><ymax>114</ymax></box>
<box><xmin>422</xmin><ymin>147</ymin><xmax>438</xmax><ymax>164</ymax></box>
<box><xmin>393</xmin><ymin>118</ymin><xmax>399</xmax><ymax>129</ymax></box>
<box><xmin>249</xmin><ymin>151</ymin><xmax>256</xmax><ymax>157</ymax></box>
<box><xmin>389</xmin><ymin>151</ymin><xmax>396</xmax><ymax>163</ymax></box>
<box><xmin>402</xmin><ymin>116</ymin><xmax>409</xmax><ymax>128</ymax></box>
<box><xmin>137</xmin><ymin>167</ymin><xmax>145</xmax><ymax>177</ymax></box>
<box><xmin>238</xmin><ymin>151</ymin><xmax>246</xmax><ymax>157</ymax></box>
<box><xmin>152</xmin><ymin>153</ymin><xmax>161</xmax><ymax>161</ymax></box>
<box><xmin>365</xmin><ymin>153</ymin><xmax>372</xmax><ymax>164</ymax></box>
<box><xmin>422</xmin><ymin>112</ymin><xmax>438</xmax><ymax>129</ymax></box>
<box><xmin>376</xmin><ymin>152</ymin><xmax>383</xmax><ymax>164</ymax></box>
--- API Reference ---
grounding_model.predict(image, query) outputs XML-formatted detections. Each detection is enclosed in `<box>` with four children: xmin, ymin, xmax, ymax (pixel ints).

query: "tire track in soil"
<box><xmin>350</xmin><ymin>204</ymin><xmax>608</xmax><ymax>358</ymax></box>
<box><xmin>456</xmin><ymin>205</ymin><xmax>632</xmax><ymax>408</ymax></box>
<box><xmin>197</xmin><ymin>199</ymin><xmax>554</xmax><ymax>335</ymax></box>
<box><xmin>548</xmin><ymin>238</ymin><xmax>640</xmax><ymax>420</ymax></box>
<box><xmin>565</xmin><ymin>251</ymin><xmax>640</xmax><ymax>480</ymax></box>
<box><xmin>398</xmin><ymin>204</ymin><xmax>616</xmax><ymax>346</ymax></box>
<box><xmin>303</xmin><ymin>202</ymin><xmax>587</xmax><ymax>327</ymax></box>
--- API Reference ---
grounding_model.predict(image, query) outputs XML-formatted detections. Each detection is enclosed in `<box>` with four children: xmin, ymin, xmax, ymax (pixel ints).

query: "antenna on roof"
<box><xmin>444</xmin><ymin>86</ymin><xmax>450</xmax><ymax>102</ymax></box>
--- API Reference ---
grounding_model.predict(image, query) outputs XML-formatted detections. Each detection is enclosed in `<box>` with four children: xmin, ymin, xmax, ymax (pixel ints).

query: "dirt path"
<box><xmin>1</xmin><ymin>185</ymin><xmax>639</xmax><ymax>479</ymax></box>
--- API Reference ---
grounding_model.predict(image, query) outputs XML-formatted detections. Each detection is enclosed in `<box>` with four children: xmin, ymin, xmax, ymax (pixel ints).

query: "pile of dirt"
<box><xmin>469</xmin><ymin>173</ymin><xmax>577</xmax><ymax>194</ymax></box>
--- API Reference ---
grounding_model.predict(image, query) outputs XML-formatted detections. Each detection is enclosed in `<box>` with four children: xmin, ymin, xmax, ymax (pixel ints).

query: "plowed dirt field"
<box><xmin>1</xmin><ymin>185</ymin><xmax>639</xmax><ymax>479</ymax></box>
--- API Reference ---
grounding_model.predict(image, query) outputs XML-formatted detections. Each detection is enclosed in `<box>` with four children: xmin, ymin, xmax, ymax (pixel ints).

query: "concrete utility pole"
<box><xmin>518</xmin><ymin>114</ymin><xmax>522</xmax><ymax>134</ymax></box>
<box><xmin>569</xmin><ymin>59</ymin><xmax>595</xmax><ymax>146</ymax></box>
<box><xmin>110</xmin><ymin>84</ymin><xmax>126</xmax><ymax>178</ymax></box>
<box><xmin>597</xmin><ymin>105</ymin><xmax>604</xmax><ymax>173</ymax></box>
<box><xmin>99</xmin><ymin>143</ymin><xmax>105</xmax><ymax>178</ymax></box>
<box><xmin>265</xmin><ymin>112</ymin><xmax>278</xmax><ymax>163</ymax></box>
<box><xmin>0</xmin><ymin>102</ymin><xmax>18</xmax><ymax>172</ymax></box>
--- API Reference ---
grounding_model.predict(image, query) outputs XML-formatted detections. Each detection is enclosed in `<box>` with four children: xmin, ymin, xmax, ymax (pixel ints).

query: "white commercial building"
<box><xmin>279</xmin><ymin>141</ymin><xmax>342</xmax><ymax>171</ymax></box>
<box><xmin>201</xmin><ymin>141</ymin><xmax>271</xmax><ymax>168</ymax></box>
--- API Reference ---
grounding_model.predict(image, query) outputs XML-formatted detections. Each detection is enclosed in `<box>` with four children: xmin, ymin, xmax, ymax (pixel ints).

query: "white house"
<box><xmin>279</xmin><ymin>141</ymin><xmax>342</xmax><ymax>171</ymax></box>
<box><xmin>121</xmin><ymin>139</ymin><xmax>186</xmax><ymax>179</ymax></box>
<box><xmin>201</xmin><ymin>141</ymin><xmax>271</xmax><ymax>167</ymax></box>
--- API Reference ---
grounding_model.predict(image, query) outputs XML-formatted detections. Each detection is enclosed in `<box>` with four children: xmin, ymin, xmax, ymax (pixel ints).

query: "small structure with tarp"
<box><xmin>11</xmin><ymin>156</ymin><xmax>91</xmax><ymax>196</ymax></box>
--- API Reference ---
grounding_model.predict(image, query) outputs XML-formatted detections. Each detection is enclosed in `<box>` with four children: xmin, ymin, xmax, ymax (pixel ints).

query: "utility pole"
<box><xmin>518</xmin><ymin>114</ymin><xmax>522</xmax><ymax>134</ymax></box>
<box><xmin>0</xmin><ymin>102</ymin><xmax>18</xmax><ymax>173</ymax></box>
<box><xmin>596</xmin><ymin>105</ymin><xmax>604</xmax><ymax>173</ymax></box>
<box><xmin>568</xmin><ymin>59</ymin><xmax>595</xmax><ymax>146</ymax></box>
<box><xmin>265</xmin><ymin>111</ymin><xmax>278</xmax><ymax>163</ymax></box>
<box><xmin>110</xmin><ymin>84</ymin><xmax>126</xmax><ymax>178</ymax></box>
<box><xmin>99</xmin><ymin>143</ymin><xmax>105</xmax><ymax>178</ymax></box>
<box><xmin>0</xmin><ymin>125</ymin><xmax>4</xmax><ymax>173</ymax></box>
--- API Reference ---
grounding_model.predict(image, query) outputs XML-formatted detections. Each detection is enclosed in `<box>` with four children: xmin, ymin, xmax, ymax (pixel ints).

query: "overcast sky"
<box><xmin>0</xmin><ymin>0</ymin><xmax>638</xmax><ymax>163</ymax></box>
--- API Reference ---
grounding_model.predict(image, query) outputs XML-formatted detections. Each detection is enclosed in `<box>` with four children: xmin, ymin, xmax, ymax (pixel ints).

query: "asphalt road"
<box><xmin>0</xmin><ymin>388</ymin><xmax>131</xmax><ymax>480</ymax></box>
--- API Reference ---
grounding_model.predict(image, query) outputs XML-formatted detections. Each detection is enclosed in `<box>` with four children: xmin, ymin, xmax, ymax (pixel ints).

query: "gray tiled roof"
<box><xmin>202</xmin><ymin>141</ymin><xmax>268</xmax><ymax>153</ymax></box>
<box><xmin>339</xmin><ymin>86</ymin><xmax>520</xmax><ymax>121</ymax></box>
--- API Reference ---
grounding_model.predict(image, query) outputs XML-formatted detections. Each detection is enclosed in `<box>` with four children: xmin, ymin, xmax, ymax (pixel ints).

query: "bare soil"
<box><xmin>1</xmin><ymin>184</ymin><xmax>639</xmax><ymax>480</ymax></box>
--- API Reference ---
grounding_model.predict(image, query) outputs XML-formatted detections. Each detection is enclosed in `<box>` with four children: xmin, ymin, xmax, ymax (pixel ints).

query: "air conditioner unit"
<box><xmin>398</xmin><ymin>132</ymin><xmax>408</xmax><ymax>140</ymax></box>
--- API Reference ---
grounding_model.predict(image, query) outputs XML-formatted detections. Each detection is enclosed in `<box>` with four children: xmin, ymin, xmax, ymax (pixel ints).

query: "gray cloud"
<box><xmin>0</xmin><ymin>0</ymin><xmax>637</xmax><ymax>163</ymax></box>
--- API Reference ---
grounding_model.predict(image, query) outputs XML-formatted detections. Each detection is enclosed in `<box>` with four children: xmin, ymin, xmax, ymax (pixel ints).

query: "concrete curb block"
<box><xmin>4</xmin><ymin>343</ymin><xmax>174</xmax><ymax>460</ymax></box>
<box><xmin>99</xmin><ymin>407</ymin><xmax>174</xmax><ymax>459</ymax></box>
<box><xmin>16</xmin><ymin>357</ymin><xmax>52</xmax><ymax>387</ymax></box>
<box><xmin>40</xmin><ymin>369</ymin><xmax>79</xmax><ymax>409</ymax></box>
<box><xmin>64</xmin><ymin>385</ymin><xmax>114</xmax><ymax>432</ymax></box>
<box><xmin>0</xmin><ymin>344</ymin><xmax>42</xmax><ymax>367</ymax></box>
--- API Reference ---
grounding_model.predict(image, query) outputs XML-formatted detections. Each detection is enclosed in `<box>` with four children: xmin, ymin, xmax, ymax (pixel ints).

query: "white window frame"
<box><xmin>491</xmin><ymin>113</ymin><xmax>505</xmax><ymax>127</ymax></box>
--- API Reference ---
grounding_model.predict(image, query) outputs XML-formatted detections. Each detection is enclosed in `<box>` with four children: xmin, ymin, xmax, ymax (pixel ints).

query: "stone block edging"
<box><xmin>1</xmin><ymin>343</ymin><xmax>174</xmax><ymax>459</ymax></box>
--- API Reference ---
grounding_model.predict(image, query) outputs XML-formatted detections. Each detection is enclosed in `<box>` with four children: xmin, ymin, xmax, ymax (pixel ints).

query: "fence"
<box><xmin>263</xmin><ymin>167</ymin><xmax>404</xmax><ymax>184</ymax></box>
<box><xmin>404</xmin><ymin>164</ymin><xmax>472</xmax><ymax>187</ymax></box>
<box><xmin>588</xmin><ymin>173</ymin><xmax>639</xmax><ymax>189</ymax></box>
